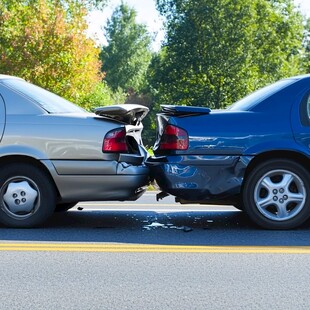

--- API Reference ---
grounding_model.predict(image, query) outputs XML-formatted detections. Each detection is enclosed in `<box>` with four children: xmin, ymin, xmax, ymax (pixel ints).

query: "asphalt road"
<box><xmin>1</xmin><ymin>192</ymin><xmax>310</xmax><ymax>309</ymax></box>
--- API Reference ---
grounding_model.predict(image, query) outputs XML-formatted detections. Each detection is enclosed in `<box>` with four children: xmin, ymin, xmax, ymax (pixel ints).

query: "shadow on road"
<box><xmin>1</xmin><ymin>209</ymin><xmax>310</xmax><ymax>246</ymax></box>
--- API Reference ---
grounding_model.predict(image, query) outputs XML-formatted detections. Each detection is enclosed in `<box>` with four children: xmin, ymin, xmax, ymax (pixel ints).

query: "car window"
<box><xmin>300</xmin><ymin>91</ymin><xmax>310</xmax><ymax>126</ymax></box>
<box><xmin>228</xmin><ymin>79</ymin><xmax>296</xmax><ymax>111</ymax></box>
<box><xmin>1</xmin><ymin>79</ymin><xmax>86</xmax><ymax>114</ymax></box>
<box><xmin>307</xmin><ymin>94</ymin><xmax>310</xmax><ymax>120</ymax></box>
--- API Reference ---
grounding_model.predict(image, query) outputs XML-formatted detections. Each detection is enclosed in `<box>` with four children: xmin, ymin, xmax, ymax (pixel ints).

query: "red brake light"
<box><xmin>103</xmin><ymin>128</ymin><xmax>128</xmax><ymax>152</ymax></box>
<box><xmin>159</xmin><ymin>124</ymin><xmax>189</xmax><ymax>150</ymax></box>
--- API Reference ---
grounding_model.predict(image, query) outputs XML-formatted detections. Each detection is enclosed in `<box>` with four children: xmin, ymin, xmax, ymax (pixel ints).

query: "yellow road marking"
<box><xmin>0</xmin><ymin>243</ymin><xmax>309</xmax><ymax>253</ymax></box>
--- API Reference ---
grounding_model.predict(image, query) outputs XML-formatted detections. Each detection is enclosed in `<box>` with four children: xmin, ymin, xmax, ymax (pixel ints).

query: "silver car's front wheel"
<box><xmin>0</xmin><ymin>163</ymin><xmax>56</xmax><ymax>227</ymax></box>
<box><xmin>243</xmin><ymin>159</ymin><xmax>310</xmax><ymax>229</ymax></box>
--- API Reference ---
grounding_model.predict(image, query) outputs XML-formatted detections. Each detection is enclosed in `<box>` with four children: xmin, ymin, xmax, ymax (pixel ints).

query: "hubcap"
<box><xmin>1</xmin><ymin>178</ymin><xmax>39</xmax><ymax>219</ymax></box>
<box><xmin>254</xmin><ymin>169</ymin><xmax>306</xmax><ymax>222</ymax></box>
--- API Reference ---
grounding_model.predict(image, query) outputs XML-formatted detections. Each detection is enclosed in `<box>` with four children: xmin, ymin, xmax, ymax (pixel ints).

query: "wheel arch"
<box><xmin>0</xmin><ymin>155</ymin><xmax>61</xmax><ymax>199</ymax></box>
<box><xmin>242</xmin><ymin>150</ymin><xmax>310</xmax><ymax>188</ymax></box>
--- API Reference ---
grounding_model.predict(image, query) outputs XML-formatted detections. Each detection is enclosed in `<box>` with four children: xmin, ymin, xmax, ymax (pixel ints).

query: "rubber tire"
<box><xmin>242</xmin><ymin>159</ymin><xmax>310</xmax><ymax>230</ymax></box>
<box><xmin>0</xmin><ymin>163</ymin><xmax>56</xmax><ymax>228</ymax></box>
<box><xmin>55</xmin><ymin>202</ymin><xmax>77</xmax><ymax>212</ymax></box>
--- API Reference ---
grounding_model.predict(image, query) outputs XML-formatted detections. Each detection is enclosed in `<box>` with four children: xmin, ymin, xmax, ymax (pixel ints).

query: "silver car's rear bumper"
<box><xmin>42</xmin><ymin>160</ymin><xmax>150</xmax><ymax>202</ymax></box>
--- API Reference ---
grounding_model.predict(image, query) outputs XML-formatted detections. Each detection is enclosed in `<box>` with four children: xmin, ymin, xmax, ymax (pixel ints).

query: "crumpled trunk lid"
<box><xmin>153</xmin><ymin>105</ymin><xmax>211</xmax><ymax>152</ymax></box>
<box><xmin>94</xmin><ymin>104</ymin><xmax>149</xmax><ymax>126</ymax></box>
<box><xmin>160</xmin><ymin>105</ymin><xmax>211</xmax><ymax>116</ymax></box>
<box><xmin>96</xmin><ymin>104</ymin><xmax>150</xmax><ymax>164</ymax></box>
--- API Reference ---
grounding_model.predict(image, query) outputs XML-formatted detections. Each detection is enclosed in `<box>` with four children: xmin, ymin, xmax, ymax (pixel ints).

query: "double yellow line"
<box><xmin>0</xmin><ymin>243</ymin><xmax>310</xmax><ymax>253</ymax></box>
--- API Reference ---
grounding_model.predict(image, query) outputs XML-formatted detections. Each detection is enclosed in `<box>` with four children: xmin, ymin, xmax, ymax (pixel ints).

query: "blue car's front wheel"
<box><xmin>243</xmin><ymin>159</ymin><xmax>310</xmax><ymax>229</ymax></box>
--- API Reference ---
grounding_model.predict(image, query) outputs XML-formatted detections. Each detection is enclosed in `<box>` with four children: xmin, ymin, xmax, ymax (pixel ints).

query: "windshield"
<box><xmin>229</xmin><ymin>78</ymin><xmax>296</xmax><ymax>111</ymax></box>
<box><xmin>2</xmin><ymin>79</ymin><xmax>85</xmax><ymax>114</ymax></box>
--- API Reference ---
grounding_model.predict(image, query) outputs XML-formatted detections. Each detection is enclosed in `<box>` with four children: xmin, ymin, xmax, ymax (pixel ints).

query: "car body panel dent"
<box><xmin>117</xmin><ymin>162</ymin><xmax>149</xmax><ymax>175</ymax></box>
<box><xmin>148</xmin><ymin>155</ymin><xmax>253</xmax><ymax>201</ymax></box>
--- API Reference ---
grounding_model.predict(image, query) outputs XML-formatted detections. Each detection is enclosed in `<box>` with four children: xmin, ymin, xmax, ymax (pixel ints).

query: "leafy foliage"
<box><xmin>152</xmin><ymin>0</ymin><xmax>306</xmax><ymax>109</ymax></box>
<box><xmin>0</xmin><ymin>0</ymin><xmax>104</xmax><ymax>106</ymax></box>
<box><xmin>100</xmin><ymin>2</ymin><xmax>152</xmax><ymax>93</ymax></box>
<box><xmin>86</xmin><ymin>0</ymin><xmax>109</xmax><ymax>10</ymax></box>
<box><xmin>304</xmin><ymin>18</ymin><xmax>310</xmax><ymax>73</ymax></box>
<box><xmin>78</xmin><ymin>81</ymin><xmax>127</xmax><ymax>111</ymax></box>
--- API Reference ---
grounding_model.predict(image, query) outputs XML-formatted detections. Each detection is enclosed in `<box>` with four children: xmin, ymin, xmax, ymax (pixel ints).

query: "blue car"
<box><xmin>147</xmin><ymin>74</ymin><xmax>310</xmax><ymax>229</ymax></box>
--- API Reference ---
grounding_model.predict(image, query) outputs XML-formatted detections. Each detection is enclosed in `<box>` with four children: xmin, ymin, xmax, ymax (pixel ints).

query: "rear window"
<box><xmin>1</xmin><ymin>79</ymin><xmax>85</xmax><ymax>114</ymax></box>
<box><xmin>300</xmin><ymin>91</ymin><xmax>310</xmax><ymax>126</ymax></box>
<box><xmin>229</xmin><ymin>79</ymin><xmax>296</xmax><ymax>111</ymax></box>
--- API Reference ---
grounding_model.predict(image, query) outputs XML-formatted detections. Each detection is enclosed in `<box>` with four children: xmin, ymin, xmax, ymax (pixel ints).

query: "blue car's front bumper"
<box><xmin>146</xmin><ymin>155</ymin><xmax>253</xmax><ymax>203</ymax></box>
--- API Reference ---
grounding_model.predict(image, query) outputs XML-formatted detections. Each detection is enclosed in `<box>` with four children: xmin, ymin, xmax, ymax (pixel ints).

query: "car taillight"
<box><xmin>159</xmin><ymin>124</ymin><xmax>189</xmax><ymax>150</ymax></box>
<box><xmin>103</xmin><ymin>128</ymin><xmax>128</xmax><ymax>152</ymax></box>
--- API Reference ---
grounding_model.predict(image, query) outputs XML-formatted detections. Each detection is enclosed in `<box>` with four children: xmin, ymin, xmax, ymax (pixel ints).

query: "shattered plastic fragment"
<box><xmin>183</xmin><ymin>226</ymin><xmax>193</xmax><ymax>232</ymax></box>
<box><xmin>143</xmin><ymin>221</ymin><xmax>193</xmax><ymax>232</ymax></box>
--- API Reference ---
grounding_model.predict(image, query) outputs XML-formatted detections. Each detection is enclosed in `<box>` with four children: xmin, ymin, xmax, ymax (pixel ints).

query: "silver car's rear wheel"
<box><xmin>0</xmin><ymin>163</ymin><xmax>56</xmax><ymax>227</ymax></box>
<box><xmin>243</xmin><ymin>159</ymin><xmax>310</xmax><ymax>229</ymax></box>
<box><xmin>2</xmin><ymin>177</ymin><xmax>40</xmax><ymax>219</ymax></box>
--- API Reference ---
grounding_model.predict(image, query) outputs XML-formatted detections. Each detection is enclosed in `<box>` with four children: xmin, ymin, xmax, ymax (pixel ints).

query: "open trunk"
<box><xmin>94</xmin><ymin>104</ymin><xmax>149</xmax><ymax>126</ymax></box>
<box><xmin>160</xmin><ymin>105</ymin><xmax>211</xmax><ymax>116</ymax></box>
<box><xmin>96</xmin><ymin>104</ymin><xmax>150</xmax><ymax>164</ymax></box>
<box><xmin>153</xmin><ymin>105</ymin><xmax>211</xmax><ymax>153</ymax></box>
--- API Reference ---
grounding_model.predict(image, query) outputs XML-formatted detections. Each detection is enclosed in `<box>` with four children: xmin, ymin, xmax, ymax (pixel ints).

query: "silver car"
<box><xmin>0</xmin><ymin>75</ymin><xmax>150</xmax><ymax>227</ymax></box>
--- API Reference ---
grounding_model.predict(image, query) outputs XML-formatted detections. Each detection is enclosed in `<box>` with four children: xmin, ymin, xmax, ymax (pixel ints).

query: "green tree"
<box><xmin>0</xmin><ymin>0</ymin><xmax>105</xmax><ymax>106</ymax></box>
<box><xmin>304</xmin><ymin>18</ymin><xmax>310</xmax><ymax>73</ymax></box>
<box><xmin>100</xmin><ymin>2</ymin><xmax>152</xmax><ymax>93</ymax></box>
<box><xmin>152</xmin><ymin>0</ymin><xmax>306</xmax><ymax>109</ymax></box>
